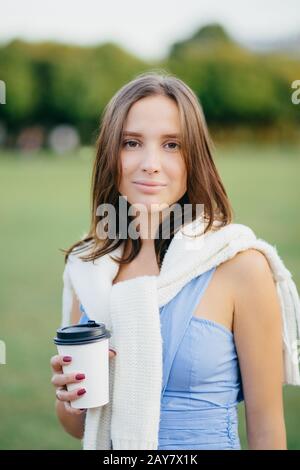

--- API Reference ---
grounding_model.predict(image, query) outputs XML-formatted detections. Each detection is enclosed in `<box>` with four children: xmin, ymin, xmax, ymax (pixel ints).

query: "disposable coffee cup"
<box><xmin>53</xmin><ymin>320</ymin><xmax>111</xmax><ymax>409</ymax></box>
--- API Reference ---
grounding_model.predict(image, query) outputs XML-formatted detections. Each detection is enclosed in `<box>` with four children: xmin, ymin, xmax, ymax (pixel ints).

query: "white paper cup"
<box><xmin>54</xmin><ymin>320</ymin><xmax>111</xmax><ymax>409</ymax></box>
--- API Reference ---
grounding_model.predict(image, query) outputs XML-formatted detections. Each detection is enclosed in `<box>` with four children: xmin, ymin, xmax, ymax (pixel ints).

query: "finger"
<box><xmin>51</xmin><ymin>372</ymin><xmax>86</xmax><ymax>388</ymax></box>
<box><xmin>56</xmin><ymin>387</ymin><xmax>86</xmax><ymax>403</ymax></box>
<box><xmin>64</xmin><ymin>400</ymin><xmax>86</xmax><ymax>416</ymax></box>
<box><xmin>50</xmin><ymin>354</ymin><xmax>72</xmax><ymax>372</ymax></box>
<box><xmin>109</xmin><ymin>349</ymin><xmax>117</xmax><ymax>358</ymax></box>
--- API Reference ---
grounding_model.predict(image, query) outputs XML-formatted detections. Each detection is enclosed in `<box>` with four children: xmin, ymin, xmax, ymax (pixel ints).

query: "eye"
<box><xmin>122</xmin><ymin>140</ymin><xmax>181</xmax><ymax>150</ymax></box>
<box><xmin>122</xmin><ymin>139</ymin><xmax>139</xmax><ymax>149</ymax></box>
<box><xmin>165</xmin><ymin>142</ymin><xmax>181</xmax><ymax>150</ymax></box>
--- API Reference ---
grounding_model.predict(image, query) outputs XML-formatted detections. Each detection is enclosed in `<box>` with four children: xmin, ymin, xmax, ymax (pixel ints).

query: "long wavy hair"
<box><xmin>61</xmin><ymin>70</ymin><xmax>234</xmax><ymax>267</ymax></box>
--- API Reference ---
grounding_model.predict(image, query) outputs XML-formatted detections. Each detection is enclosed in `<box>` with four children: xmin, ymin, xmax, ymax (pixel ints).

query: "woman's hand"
<box><xmin>50</xmin><ymin>350</ymin><xmax>117</xmax><ymax>416</ymax></box>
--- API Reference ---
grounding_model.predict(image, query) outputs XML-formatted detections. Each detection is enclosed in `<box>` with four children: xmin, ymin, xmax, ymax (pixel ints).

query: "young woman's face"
<box><xmin>119</xmin><ymin>95</ymin><xmax>187</xmax><ymax>215</ymax></box>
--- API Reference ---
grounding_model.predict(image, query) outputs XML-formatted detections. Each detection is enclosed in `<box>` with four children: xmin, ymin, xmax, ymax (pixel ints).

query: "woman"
<box><xmin>50</xmin><ymin>71</ymin><xmax>290</xmax><ymax>450</ymax></box>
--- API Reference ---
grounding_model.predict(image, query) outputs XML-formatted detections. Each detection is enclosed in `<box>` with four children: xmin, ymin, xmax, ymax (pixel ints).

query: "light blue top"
<box><xmin>78</xmin><ymin>266</ymin><xmax>244</xmax><ymax>450</ymax></box>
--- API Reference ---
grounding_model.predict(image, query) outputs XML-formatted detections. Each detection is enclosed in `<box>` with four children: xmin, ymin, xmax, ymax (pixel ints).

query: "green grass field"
<box><xmin>0</xmin><ymin>144</ymin><xmax>299</xmax><ymax>449</ymax></box>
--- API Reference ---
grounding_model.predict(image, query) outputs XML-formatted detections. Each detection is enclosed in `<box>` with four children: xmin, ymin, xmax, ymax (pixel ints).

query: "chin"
<box><xmin>144</xmin><ymin>198</ymin><xmax>166</xmax><ymax>207</ymax></box>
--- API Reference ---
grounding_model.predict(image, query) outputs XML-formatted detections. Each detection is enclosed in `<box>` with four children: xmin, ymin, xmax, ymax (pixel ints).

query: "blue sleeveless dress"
<box><xmin>78</xmin><ymin>266</ymin><xmax>244</xmax><ymax>450</ymax></box>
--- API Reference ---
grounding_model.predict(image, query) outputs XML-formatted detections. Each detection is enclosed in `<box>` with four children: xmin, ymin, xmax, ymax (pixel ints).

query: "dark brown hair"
<box><xmin>61</xmin><ymin>70</ymin><xmax>234</xmax><ymax>267</ymax></box>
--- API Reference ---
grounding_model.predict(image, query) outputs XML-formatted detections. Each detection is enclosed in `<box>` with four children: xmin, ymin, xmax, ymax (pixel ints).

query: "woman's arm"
<box><xmin>55</xmin><ymin>396</ymin><xmax>86</xmax><ymax>440</ymax></box>
<box><xmin>230</xmin><ymin>248</ymin><xmax>287</xmax><ymax>450</ymax></box>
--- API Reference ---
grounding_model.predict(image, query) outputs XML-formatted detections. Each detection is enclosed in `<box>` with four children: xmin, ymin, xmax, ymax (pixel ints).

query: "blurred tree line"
<box><xmin>0</xmin><ymin>23</ymin><xmax>299</xmax><ymax>145</ymax></box>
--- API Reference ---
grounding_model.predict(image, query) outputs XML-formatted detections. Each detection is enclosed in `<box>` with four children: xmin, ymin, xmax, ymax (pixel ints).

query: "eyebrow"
<box><xmin>122</xmin><ymin>131</ymin><xmax>181</xmax><ymax>139</ymax></box>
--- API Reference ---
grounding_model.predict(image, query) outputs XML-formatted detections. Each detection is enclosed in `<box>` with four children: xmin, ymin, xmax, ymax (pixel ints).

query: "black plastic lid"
<box><xmin>53</xmin><ymin>320</ymin><xmax>111</xmax><ymax>345</ymax></box>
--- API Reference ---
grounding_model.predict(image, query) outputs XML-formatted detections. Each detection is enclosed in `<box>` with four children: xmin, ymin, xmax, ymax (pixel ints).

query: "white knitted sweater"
<box><xmin>61</xmin><ymin>217</ymin><xmax>300</xmax><ymax>450</ymax></box>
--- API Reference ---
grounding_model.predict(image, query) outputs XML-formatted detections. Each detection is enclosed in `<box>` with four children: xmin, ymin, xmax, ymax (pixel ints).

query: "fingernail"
<box><xmin>63</xmin><ymin>356</ymin><xmax>72</xmax><ymax>362</ymax></box>
<box><xmin>77</xmin><ymin>388</ymin><xmax>86</xmax><ymax>396</ymax></box>
<box><xmin>75</xmin><ymin>373</ymin><xmax>85</xmax><ymax>380</ymax></box>
<box><xmin>109</xmin><ymin>349</ymin><xmax>117</xmax><ymax>355</ymax></box>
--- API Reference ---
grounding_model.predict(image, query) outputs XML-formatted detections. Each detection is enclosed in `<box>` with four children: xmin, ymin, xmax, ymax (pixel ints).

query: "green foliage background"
<box><xmin>0</xmin><ymin>24</ymin><xmax>299</xmax><ymax>143</ymax></box>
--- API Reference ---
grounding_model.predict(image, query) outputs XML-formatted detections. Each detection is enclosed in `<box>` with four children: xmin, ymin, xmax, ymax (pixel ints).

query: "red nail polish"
<box><xmin>63</xmin><ymin>356</ymin><xmax>72</xmax><ymax>362</ymax></box>
<box><xmin>75</xmin><ymin>373</ymin><xmax>85</xmax><ymax>380</ymax></box>
<box><xmin>77</xmin><ymin>388</ymin><xmax>86</xmax><ymax>396</ymax></box>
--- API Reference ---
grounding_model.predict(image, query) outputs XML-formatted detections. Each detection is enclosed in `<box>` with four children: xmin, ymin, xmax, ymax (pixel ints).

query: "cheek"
<box><xmin>120</xmin><ymin>153</ymin><xmax>136</xmax><ymax>174</ymax></box>
<box><xmin>119</xmin><ymin>154</ymin><xmax>136</xmax><ymax>194</ymax></box>
<box><xmin>166</xmin><ymin>158</ymin><xmax>187</xmax><ymax>184</ymax></box>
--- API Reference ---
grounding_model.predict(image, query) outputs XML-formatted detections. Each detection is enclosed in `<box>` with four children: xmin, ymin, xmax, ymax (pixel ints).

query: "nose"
<box><xmin>141</xmin><ymin>147</ymin><xmax>162</xmax><ymax>173</ymax></box>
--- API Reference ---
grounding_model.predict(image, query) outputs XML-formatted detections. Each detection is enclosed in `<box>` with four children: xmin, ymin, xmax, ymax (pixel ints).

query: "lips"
<box><xmin>133</xmin><ymin>181</ymin><xmax>166</xmax><ymax>193</ymax></box>
<box><xmin>133</xmin><ymin>180</ymin><xmax>167</xmax><ymax>187</ymax></box>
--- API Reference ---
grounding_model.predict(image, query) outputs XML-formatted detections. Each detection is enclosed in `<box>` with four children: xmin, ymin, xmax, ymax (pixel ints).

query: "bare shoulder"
<box><xmin>216</xmin><ymin>248</ymin><xmax>280</xmax><ymax>329</ymax></box>
<box><xmin>214</xmin><ymin>248</ymin><xmax>274</xmax><ymax>298</ymax></box>
<box><xmin>223</xmin><ymin>248</ymin><xmax>274</xmax><ymax>284</ymax></box>
<box><xmin>193</xmin><ymin>248</ymin><xmax>279</xmax><ymax>335</ymax></box>
<box><xmin>223</xmin><ymin>248</ymin><xmax>282</xmax><ymax>333</ymax></box>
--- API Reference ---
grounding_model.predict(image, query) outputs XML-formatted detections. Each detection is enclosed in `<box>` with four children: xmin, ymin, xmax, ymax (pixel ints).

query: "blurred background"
<box><xmin>0</xmin><ymin>0</ymin><xmax>299</xmax><ymax>450</ymax></box>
